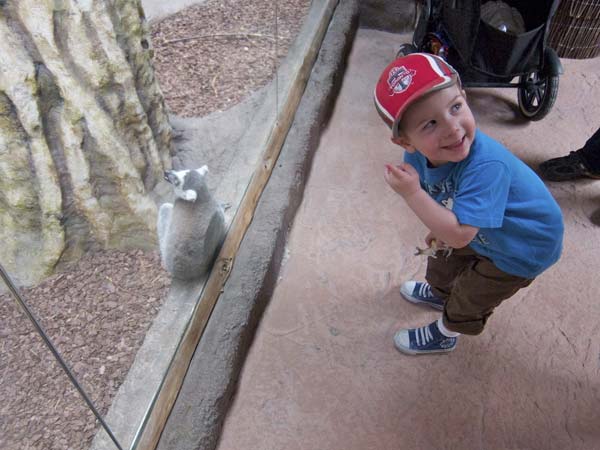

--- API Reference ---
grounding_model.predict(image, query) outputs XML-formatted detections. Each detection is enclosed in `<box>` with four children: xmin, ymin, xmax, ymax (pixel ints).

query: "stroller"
<box><xmin>398</xmin><ymin>0</ymin><xmax>563</xmax><ymax>121</ymax></box>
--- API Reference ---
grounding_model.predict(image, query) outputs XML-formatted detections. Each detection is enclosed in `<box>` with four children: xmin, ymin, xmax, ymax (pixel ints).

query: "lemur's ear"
<box><xmin>196</xmin><ymin>165</ymin><xmax>209</xmax><ymax>177</ymax></box>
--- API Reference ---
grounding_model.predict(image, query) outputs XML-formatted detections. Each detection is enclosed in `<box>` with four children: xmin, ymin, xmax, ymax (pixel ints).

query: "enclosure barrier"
<box><xmin>132</xmin><ymin>1</ymin><xmax>341</xmax><ymax>449</ymax></box>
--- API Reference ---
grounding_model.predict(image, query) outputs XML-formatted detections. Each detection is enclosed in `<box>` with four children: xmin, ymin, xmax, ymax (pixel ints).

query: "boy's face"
<box><xmin>392</xmin><ymin>84</ymin><xmax>476</xmax><ymax>167</ymax></box>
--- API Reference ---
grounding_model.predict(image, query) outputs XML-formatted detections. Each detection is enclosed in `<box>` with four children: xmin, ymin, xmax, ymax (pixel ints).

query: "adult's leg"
<box><xmin>579</xmin><ymin>126</ymin><xmax>600</xmax><ymax>171</ymax></box>
<box><xmin>539</xmin><ymin>125</ymin><xmax>600</xmax><ymax>180</ymax></box>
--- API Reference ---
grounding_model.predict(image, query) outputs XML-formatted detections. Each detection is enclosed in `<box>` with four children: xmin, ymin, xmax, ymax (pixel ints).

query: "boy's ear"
<box><xmin>391</xmin><ymin>135</ymin><xmax>416</xmax><ymax>152</ymax></box>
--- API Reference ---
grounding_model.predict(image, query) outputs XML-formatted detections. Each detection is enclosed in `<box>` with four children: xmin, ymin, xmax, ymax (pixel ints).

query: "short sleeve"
<box><xmin>452</xmin><ymin>161</ymin><xmax>510</xmax><ymax>228</ymax></box>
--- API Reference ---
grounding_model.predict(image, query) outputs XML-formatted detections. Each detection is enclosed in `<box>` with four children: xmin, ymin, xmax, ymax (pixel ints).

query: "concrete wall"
<box><xmin>359</xmin><ymin>0</ymin><xmax>416</xmax><ymax>32</ymax></box>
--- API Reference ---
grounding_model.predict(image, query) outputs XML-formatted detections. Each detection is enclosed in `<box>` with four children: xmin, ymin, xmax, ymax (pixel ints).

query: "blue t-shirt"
<box><xmin>404</xmin><ymin>129</ymin><xmax>563</xmax><ymax>278</ymax></box>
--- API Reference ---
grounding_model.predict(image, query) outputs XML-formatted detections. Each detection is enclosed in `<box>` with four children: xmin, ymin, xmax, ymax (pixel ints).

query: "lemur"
<box><xmin>157</xmin><ymin>166</ymin><xmax>226</xmax><ymax>280</ymax></box>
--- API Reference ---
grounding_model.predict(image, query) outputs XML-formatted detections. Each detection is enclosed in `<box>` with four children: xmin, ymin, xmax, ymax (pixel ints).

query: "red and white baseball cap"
<box><xmin>374</xmin><ymin>53</ymin><xmax>460</xmax><ymax>138</ymax></box>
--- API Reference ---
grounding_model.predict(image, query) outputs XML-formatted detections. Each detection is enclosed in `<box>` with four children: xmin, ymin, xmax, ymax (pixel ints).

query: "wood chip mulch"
<box><xmin>1</xmin><ymin>250</ymin><xmax>170</xmax><ymax>449</ymax></box>
<box><xmin>151</xmin><ymin>0</ymin><xmax>310</xmax><ymax>117</ymax></box>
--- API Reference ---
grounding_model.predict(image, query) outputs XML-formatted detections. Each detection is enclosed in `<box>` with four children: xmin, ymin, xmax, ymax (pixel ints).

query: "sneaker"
<box><xmin>539</xmin><ymin>150</ymin><xmax>600</xmax><ymax>181</ymax></box>
<box><xmin>394</xmin><ymin>320</ymin><xmax>457</xmax><ymax>355</ymax></box>
<box><xmin>400</xmin><ymin>281</ymin><xmax>445</xmax><ymax>310</ymax></box>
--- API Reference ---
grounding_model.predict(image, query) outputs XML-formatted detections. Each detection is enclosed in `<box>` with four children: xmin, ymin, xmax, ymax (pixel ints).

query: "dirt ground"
<box><xmin>151</xmin><ymin>0</ymin><xmax>310</xmax><ymax>117</ymax></box>
<box><xmin>0</xmin><ymin>1</ymin><xmax>310</xmax><ymax>449</ymax></box>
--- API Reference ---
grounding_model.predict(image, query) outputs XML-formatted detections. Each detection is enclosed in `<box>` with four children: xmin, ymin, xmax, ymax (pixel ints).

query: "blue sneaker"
<box><xmin>400</xmin><ymin>281</ymin><xmax>445</xmax><ymax>310</ymax></box>
<box><xmin>394</xmin><ymin>320</ymin><xmax>458</xmax><ymax>355</ymax></box>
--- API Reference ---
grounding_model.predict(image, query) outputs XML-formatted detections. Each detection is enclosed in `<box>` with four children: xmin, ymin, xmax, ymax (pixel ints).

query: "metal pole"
<box><xmin>0</xmin><ymin>263</ymin><xmax>124</xmax><ymax>450</ymax></box>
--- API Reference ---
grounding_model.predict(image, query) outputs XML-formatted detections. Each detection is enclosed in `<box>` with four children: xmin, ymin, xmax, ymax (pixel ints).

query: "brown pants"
<box><xmin>426</xmin><ymin>246</ymin><xmax>534</xmax><ymax>335</ymax></box>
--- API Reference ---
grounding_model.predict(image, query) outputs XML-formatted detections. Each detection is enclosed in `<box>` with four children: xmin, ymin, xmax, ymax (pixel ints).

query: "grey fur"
<box><xmin>157</xmin><ymin>166</ymin><xmax>226</xmax><ymax>280</ymax></box>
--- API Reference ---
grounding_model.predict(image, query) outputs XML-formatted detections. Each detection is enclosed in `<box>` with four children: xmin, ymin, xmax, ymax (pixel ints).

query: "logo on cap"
<box><xmin>388</xmin><ymin>66</ymin><xmax>416</xmax><ymax>95</ymax></box>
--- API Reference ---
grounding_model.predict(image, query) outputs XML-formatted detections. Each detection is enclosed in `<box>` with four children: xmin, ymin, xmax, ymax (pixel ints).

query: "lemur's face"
<box><xmin>164</xmin><ymin>166</ymin><xmax>208</xmax><ymax>202</ymax></box>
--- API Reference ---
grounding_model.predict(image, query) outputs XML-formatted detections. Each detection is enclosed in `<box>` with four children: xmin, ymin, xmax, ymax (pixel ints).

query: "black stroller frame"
<box><xmin>399</xmin><ymin>0</ymin><xmax>564</xmax><ymax>120</ymax></box>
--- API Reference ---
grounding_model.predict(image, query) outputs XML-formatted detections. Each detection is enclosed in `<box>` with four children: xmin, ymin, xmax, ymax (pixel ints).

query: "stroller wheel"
<box><xmin>396</xmin><ymin>43</ymin><xmax>417</xmax><ymax>58</ymax></box>
<box><xmin>517</xmin><ymin>71</ymin><xmax>559</xmax><ymax>121</ymax></box>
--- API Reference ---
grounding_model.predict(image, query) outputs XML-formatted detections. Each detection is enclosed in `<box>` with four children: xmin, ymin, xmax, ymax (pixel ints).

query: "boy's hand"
<box><xmin>416</xmin><ymin>232</ymin><xmax>453</xmax><ymax>258</ymax></box>
<box><xmin>384</xmin><ymin>163</ymin><xmax>421</xmax><ymax>198</ymax></box>
<box><xmin>425</xmin><ymin>231</ymin><xmax>437</xmax><ymax>247</ymax></box>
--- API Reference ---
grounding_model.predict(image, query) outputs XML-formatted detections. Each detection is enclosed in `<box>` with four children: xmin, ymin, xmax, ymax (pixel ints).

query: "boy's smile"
<box><xmin>392</xmin><ymin>84</ymin><xmax>476</xmax><ymax>167</ymax></box>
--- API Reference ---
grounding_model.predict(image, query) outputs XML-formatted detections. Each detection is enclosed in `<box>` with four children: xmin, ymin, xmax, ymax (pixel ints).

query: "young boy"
<box><xmin>373</xmin><ymin>53</ymin><xmax>563</xmax><ymax>355</ymax></box>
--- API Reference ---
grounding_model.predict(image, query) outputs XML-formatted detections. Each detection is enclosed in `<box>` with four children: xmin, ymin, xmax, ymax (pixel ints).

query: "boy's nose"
<box><xmin>444</xmin><ymin>119</ymin><xmax>461</xmax><ymax>139</ymax></box>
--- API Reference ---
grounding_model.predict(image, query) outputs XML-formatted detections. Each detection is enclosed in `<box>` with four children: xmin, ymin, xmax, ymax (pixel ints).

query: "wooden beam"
<box><xmin>133</xmin><ymin>1</ymin><xmax>340</xmax><ymax>449</ymax></box>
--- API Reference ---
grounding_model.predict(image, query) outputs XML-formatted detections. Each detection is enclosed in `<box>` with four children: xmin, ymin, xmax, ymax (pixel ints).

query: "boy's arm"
<box><xmin>404</xmin><ymin>190</ymin><xmax>478</xmax><ymax>248</ymax></box>
<box><xmin>384</xmin><ymin>163</ymin><xmax>478</xmax><ymax>248</ymax></box>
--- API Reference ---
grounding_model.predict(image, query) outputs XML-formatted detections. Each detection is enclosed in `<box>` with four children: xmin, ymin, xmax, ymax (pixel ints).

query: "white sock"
<box><xmin>437</xmin><ymin>318</ymin><xmax>460</xmax><ymax>337</ymax></box>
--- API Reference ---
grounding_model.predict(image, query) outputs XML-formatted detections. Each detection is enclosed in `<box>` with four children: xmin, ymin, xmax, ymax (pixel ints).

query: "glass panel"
<box><xmin>0</xmin><ymin>265</ymin><xmax>124</xmax><ymax>449</ymax></box>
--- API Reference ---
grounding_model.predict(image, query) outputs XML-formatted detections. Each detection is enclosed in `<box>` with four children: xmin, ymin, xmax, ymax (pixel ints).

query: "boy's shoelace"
<box><xmin>414</xmin><ymin>324</ymin><xmax>434</xmax><ymax>346</ymax></box>
<box><xmin>418</xmin><ymin>283</ymin><xmax>434</xmax><ymax>299</ymax></box>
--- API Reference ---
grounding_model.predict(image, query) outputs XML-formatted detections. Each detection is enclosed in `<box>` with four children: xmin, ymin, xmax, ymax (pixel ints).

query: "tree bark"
<box><xmin>0</xmin><ymin>0</ymin><xmax>172</xmax><ymax>287</ymax></box>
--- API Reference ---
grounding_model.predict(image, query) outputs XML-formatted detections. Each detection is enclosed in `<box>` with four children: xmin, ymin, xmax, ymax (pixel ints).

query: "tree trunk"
<box><xmin>0</xmin><ymin>0</ymin><xmax>172</xmax><ymax>287</ymax></box>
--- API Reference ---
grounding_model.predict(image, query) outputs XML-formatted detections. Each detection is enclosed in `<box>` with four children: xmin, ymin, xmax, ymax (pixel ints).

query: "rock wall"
<box><xmin>0</xmin><ymin>0</ymin><xmax>172</xmax><ymax>287</ymax></box>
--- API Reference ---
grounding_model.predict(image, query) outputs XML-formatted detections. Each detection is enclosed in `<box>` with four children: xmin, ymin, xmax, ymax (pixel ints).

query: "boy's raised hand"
<box><xmin>384</xmin><ymin>162</ymin><xmax>421</xmax><ymax>198</ymax></box>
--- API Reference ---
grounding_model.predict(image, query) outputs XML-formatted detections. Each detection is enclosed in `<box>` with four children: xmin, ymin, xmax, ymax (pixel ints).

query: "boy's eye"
<box><xmin>423</xmin><ymin>120</ymin><xmax>436</xmax><ymax>130</ymax></box>
<box><xmin>451</xmin><ymin>102</ymin><xmax>462</xmax><ymax>112</ymax></box>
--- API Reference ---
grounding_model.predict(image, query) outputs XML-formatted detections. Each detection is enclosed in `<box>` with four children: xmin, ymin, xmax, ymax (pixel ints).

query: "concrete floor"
<box><xmin>216</xmin><ymin>29</ymin><xmax>600</xmax><ymax>450</ymax></box>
